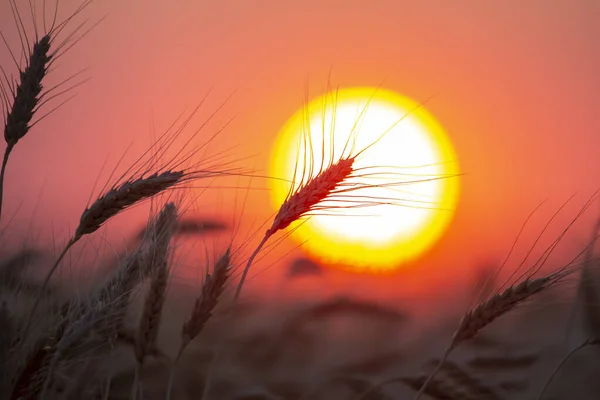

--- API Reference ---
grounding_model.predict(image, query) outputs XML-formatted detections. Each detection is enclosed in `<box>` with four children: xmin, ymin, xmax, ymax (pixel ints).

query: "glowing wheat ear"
<box><xmin>270</xmin><ymin>157</ymin><xmax>355</xmax><ymax>233</ymax></box>
<box><xmin>234</xmin><ymin>154</ymin><xmax>357</xmax><ymax>300</ymax></box>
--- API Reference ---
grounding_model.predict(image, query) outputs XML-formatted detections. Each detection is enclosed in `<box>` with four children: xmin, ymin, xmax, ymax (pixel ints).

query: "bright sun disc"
<box><xmin>269</xmin><ymin>87</ymin><xmax>460</xmax><ymax>272</ymax></box>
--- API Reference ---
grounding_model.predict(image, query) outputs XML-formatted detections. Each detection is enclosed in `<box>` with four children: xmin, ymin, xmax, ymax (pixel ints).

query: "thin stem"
<box><xmin>40</xmin><ymin>236</ymin><xmax>78</xmax><ymax>292</ymax></box>
<box><xmin>354</xmin><ymin>343</ymin><xmax>454</xmax><ymax>400</ymax></box>
<box><xmin>352</xmin><ymin>376</ymin><xmax>402</xmax><ymax>400</ymax></box>
<box><xmin>165</xmin><ymin>347</ymin><xmax>184</xmax><ymax>400</ymax></box>
<box><xmin>101</xmin><ymin>342</ymin><xmax>116</xmax><ymax>400</ymax></box>
<box><xmin>24</xmin><ymin>236</ymin><xmax>78</xmax><ymax>331</ymax></box>
<box><xmin>0</xmin><ymin>143</ymin><xmax>15</xmax><ymax>222</ymax></box>
<box><xmin>131</xmin><ymin>362</ymin><xmax>141</xmax><ymax>400</ymax></box>
<box><xmin>414</xmin><ymin>344</ymin><xmax>454</xmax><ymax>400</ymax></box>
<box><xmin>200</xmin><ymin>343</ymin><xmax>220</xmax><ymax>400</ymax></box>
<box><xmin>537</xmin><ymin>339</ymin><xmax>599</xmax><ymax>400</ymax></box>
<box><xmin>233</xmin><ymin>231</ymin><xmax>272</xmax><ymax>301</ymax></box>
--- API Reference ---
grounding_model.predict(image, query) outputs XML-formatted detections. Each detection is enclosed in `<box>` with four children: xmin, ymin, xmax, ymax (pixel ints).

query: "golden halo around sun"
<box><xmin>269</xmin><ymin>87</ymin><xmax>460</xmax><ymax>272</ymax></box>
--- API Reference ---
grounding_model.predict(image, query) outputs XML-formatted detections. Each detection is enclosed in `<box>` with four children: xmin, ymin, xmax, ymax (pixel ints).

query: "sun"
<box><xmin>269</xmin><ymin>87</ymin><xmax>460</xmax><ymax>272</ymax></box>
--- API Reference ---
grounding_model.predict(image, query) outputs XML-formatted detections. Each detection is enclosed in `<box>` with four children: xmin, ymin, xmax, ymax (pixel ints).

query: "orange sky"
<box><xmin>1</xmin><ymin>0</ymin><xmax>599</xmax><ymax>301</ymax></box>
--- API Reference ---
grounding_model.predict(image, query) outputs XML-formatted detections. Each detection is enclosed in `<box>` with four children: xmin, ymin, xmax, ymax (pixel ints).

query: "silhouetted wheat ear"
<box><xmin>181</xmin><ymin>248</ymin><xmax>231</xmax><ymax>350</ymax></box>
<box><xmin>24</xmin><ymin>172</ymin><xmax>185</xmax><ymax>328</ymax></box>
<box><xmin>76</xmin><ymin>171</ymin><xmax>184</xmax><ymax>238</ymax></box>
<box><xmin>96</xmin><ymin>204</ymin><xmax>177</xmax><ymax>341</ymax></box>
<box><xmin>147</xmin><ymin>202</ymin><xmax>179</xmax><ymax>263</ymax></box>
<box><xmin>452</xmin><ymin>277</ymin><xmax>550</xmax><ymax>346</ymax></box>
<box><xmin>134</xmin><ymin>203</ymin><xmax>177</xmax><ymax>364</ymax></box>
<box><xmin>270</xmin><ymin>157</ymin><xmax>355</xmax><ymax>233</ymax></box>
<box><xmin>134</xmin><ymin>262</ymin><xmax>169</xmax><ymax>364</ymax></box>
<box><xmin>4</xmin><ymin>35</ymin><xmax>51</xmax><ymax>146</ymax></box>
<box><xmin>165</xmin><ymin>248</ymin><xmax>230</xmax><ymax>400</ymax></box>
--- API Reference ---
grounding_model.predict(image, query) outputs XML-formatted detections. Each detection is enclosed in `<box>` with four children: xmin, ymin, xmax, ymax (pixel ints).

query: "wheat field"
<box><xmin>1</xmin><ymin>1</ymin><xmax>600</xmax><ymax>399</ymax></box>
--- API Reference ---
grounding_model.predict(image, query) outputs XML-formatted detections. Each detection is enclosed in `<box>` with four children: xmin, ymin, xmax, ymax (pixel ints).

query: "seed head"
<box><xmin>4</xmin><ymin>35</ymin><xmax>52</xmax><ymax>146</ymax></box>
<box><xmin>76</xmin><ymin>171</ymin><xmax>184</xmax><ymax>239</ymax></box>
<box><xmin>181</xmin><ymin>248</ymin><xmax>230</xmax><ymax>347</ymax></box>
<box><xmin>270</xmin><ymin>157</ymin><xmax>354</xmax><ymax>233</ymax></box>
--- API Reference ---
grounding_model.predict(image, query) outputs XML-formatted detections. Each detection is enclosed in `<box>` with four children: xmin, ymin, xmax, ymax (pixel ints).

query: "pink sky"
<box><xmin>1</xmin><ymin>0</ymin><xmax>599</xmax><ymax>300</ymax></box>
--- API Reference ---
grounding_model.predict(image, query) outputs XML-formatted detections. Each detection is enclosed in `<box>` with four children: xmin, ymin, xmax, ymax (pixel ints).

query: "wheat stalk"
<box><xmin>414</xmin><ymin>270</ymin><xmax>578</xmax><ymax>400</ymax></box>
<box><xmin>0</xmin><ymin>32</ymin><xmax>51</xmax><ymax>221</ymax></box>
<box><xmin>181</xmin><ymin>248</ymin><xmax>231</xmax><ymax>352</ymax></box>
<box><xmin>0</xmin><ymin>0</ymin><xmax>98</xmax><ymax>221</ymax></box>
<box><xmin>165</xmin><ymin>248</ymin><xmax>231</xmax><ymax>400</ymax></box>
<box><xmin>232</xmin><ymin>88</ymin><xmax>440</xmax><ymax>300</ymax></box>
<box><xmin>13</xmin><ymin>203</ymin><xmax>176</xmax><ymax>399</ymax></box>
<box><xmin>94</xmin><ymin>202</ymin><xmax>178</xmax><ymax>342</ymax></box>
<box><xmin>412</xmin><ymin>192</ymin><xmax>600</xmax><ymax>399</ymax></box>
<box><xmin>24</xmin><ymin>172</ymin><xmax>184</xmax><ymax>332</ymax></box>
<box><xmin>234</xmin><ymin>157</ymin><xmax>355</xmax><ymax>300</ymax></box>
<box><xmin>2</xmin><ymin>34</ymin><xmax>51</xmax><ymax>147</ymax></box>
<box><xmin>452</xmin><ymin>277</ymin><xmax>550</xmax><ymax>345</ymax></box>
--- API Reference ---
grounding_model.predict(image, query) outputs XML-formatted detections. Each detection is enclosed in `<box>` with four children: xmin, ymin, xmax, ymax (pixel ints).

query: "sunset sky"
<box><xmin>1</xmin><ymin>0</ymin><xmax>599</xmax><ymax>300</ymax></box>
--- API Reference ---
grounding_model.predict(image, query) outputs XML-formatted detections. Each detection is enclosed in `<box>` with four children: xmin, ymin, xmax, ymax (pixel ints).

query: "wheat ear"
<box><xmin>134</xmin><ymin>259</ymin><xmax>169</xmax><ymax>364</ymax></box>
<box><xmin>3</xmin><ymin>34</ymin><xmax>51</xmax><ymax>147</ymax></box>
<box><xmin>180</xmin><ymin>248</ymin><xmax>231</xmax><ymax>354</ymax></box>
<box><xmin>165</xmin><ymin>248</ymin><xmax>231</xmax><ymax>400</ymax></box>
<box><xmin>234</xmin><ymin>157</ymin><xmax>354</xmax><ymax>300</ymax></box>
<box><xmin>452</xmin><ymin>276</ymin><xmax>550</xmax><ymax>344</ymax></box>
<box><xmin>414</xmin><ymin>273</ymin><xmax>571</xmax><ymax>400</ymax></box>
<box><xmin>0</xmin><ymin>33</ymin><xmax>52</xmax><ymax>220</ymax></box>
<box><xmin>24</xmin><ymin>172</ymin><xmax>184</xmax><ymax>332</ymax></box>
<box><xmin>76</xmin><ymin>172</ymin><xmax>183</xmax><ymax>238</ymax></box>
<box><xmin>54</xmin><ymin>171</ymin><xmax>183</xmax><ymax>286</ymax></box>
